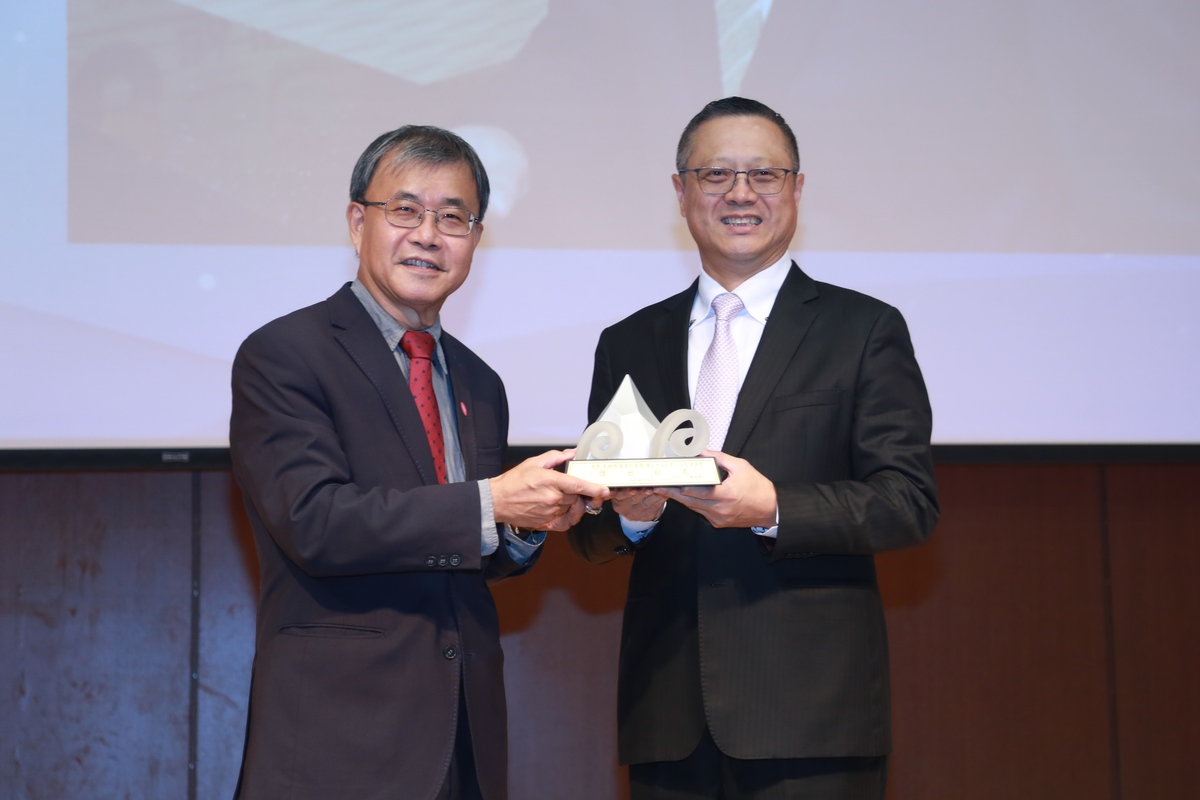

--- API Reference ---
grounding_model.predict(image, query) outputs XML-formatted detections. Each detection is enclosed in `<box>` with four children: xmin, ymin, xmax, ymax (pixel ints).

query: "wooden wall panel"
<box><xmin>495</xmin><ymin>536</ymin><xmax>632</xmax><ymax>800</ymax></box>
<box><xmin>195</xmin><ymin>472</ymin><xmax>257</xmax><ymax>800</ymax></box>
<box><xmin>0</xmin><ymin>472</ymin><xmax>193</xmax><ymax>800</ymax></box>
<box><xmin>4</xmin><ymin>462</ymin><xmax>1197</xmax><ymax>799</ymax></box>
<box><xmin>880</xmin><ymin>464</ymin><xmax>1115</xmax><ymax>800</ymax></box>
<box><xmin>1105</xmin><ymin>464</ymin><xmax>1200</xmax><ymax>800</ymax></box>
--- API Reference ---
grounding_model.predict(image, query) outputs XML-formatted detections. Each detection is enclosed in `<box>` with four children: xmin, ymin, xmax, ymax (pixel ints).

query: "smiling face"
<box><xmin>347</xmin><ymin>156</ymin><xmax>483</xmax><ymax>329</ymax></box>
<box><xmin>672</xmin><ymin>115</ymin><xmax>804</xmax><ymax>290</ymax></box>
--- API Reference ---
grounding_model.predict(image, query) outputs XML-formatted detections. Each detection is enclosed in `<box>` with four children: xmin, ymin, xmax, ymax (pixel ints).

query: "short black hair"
<box><xmin>349</xmin><ymin>125</ymin><xmax>491</xmax><ymax>220</ymax></box>
<box><xmin>675</xmin><ymin>97</ymin><xmax>800</xmax><ymax>172</ymax></box>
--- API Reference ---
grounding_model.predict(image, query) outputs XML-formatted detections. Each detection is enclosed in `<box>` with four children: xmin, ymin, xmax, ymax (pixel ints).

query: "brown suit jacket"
<box><xmin>230</xmin><ymin>283</ymin><xmax>530</xmax><ymax>800</ymax></box>
<box><xmin>569</xmin><ymin>263</ymin><xmax>939</xmax><ymax>764</ymax></box>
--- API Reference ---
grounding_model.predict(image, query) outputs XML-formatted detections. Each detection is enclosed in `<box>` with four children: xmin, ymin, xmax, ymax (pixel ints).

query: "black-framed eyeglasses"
<box><xmin>678</xmin><ymin>167</ymin><xmax>798</xmax><ymax>195</ymax></box>
<box><xmin>360</xmin><ymin>198</ymin><xmax>480</xmax><ymax>236</ymax></box>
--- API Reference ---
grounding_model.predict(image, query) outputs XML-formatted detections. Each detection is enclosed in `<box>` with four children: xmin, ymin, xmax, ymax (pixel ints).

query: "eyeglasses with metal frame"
<box><xmin>678</xmin><ymin>167</ymin><xmax>799</xmax><ymax>196</ymax></box>
<box><xmin>359</xmin><ymin>198</ymin><xmax>480</xmax><ymax>236</ymax></box>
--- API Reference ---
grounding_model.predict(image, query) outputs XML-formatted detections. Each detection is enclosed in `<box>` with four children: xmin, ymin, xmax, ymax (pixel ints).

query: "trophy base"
<box><xmin>566</xmin><ymin>457</ymin><xmax>722</xmax><ymax>488</ymax></box>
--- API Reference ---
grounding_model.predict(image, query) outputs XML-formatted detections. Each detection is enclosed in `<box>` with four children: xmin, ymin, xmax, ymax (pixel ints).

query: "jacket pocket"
<box><xmin>772</xmin><ymin>388</ymin><xmax>844</xmax><ymax>410</ymax></box>
<box><xmin>278</xmin><ymin>623</ymin><xmax>384</xmax><ymax>639</ymax></box>
<box><xmin>476</xmin><ymin>444</ymin><xmax>503</xmax><ymax>475</ymax></box>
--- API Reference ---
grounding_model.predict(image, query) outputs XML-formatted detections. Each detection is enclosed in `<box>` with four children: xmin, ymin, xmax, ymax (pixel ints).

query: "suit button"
<box><xmin>443</xmin><ymin>646</ymin><xmax>458</xmax><ymax>660</ymax></box>
<box><xmin>425</xmin><ymin>556</ymin><xmax>436</xmax><ymax>567</ymax></box>
<box><xmin>449</xmin><ymin>554</ymin><xmax>461</xmax><ymax>566</ymax></box>
<box><xmin>438</xmin><ymin>555</ymin><xmax>448</xmax><ymax>567</ymax></box>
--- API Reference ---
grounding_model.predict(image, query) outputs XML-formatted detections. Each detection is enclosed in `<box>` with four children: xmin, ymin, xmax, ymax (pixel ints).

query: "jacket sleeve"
<box><xmin>230</xmin><ymin>323</ymin><xmax>487</xmax><ymax>578</ymax></box>
<box><xmin>770</xmin><ymin>304</ymin><xmax>939</xmax><ymax>559</ymax></box>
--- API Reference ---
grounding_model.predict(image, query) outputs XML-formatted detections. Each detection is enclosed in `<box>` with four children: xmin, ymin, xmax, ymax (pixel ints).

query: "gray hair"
<box><xmin>675</xmin><ymin>97</ymin><xmax>800</xmax><ymax>173</ymax></box>
<box><xmin>349</xmin><ymin>125</ymin><xmax>491</xmax><ymax>220</ymax></box>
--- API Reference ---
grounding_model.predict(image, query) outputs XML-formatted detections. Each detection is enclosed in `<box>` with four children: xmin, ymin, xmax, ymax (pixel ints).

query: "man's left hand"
<box><xmin>655</xmin><ymin>450</ymin><xmax>777</xmax><ymax>529</ymax></box>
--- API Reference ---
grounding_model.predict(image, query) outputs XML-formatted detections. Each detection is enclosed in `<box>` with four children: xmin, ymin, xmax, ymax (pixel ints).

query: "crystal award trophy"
<box><xmin>565</xmin><ymin>375</ymin><xmax>721</xmax><ymax>487</ymax></box>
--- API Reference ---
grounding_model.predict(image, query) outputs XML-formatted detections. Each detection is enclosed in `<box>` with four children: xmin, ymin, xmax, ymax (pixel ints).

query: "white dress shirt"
<box><xmin>622</xmin><ymin>255</ymin><xmax>792</xmax><ymax>541</ymax></box>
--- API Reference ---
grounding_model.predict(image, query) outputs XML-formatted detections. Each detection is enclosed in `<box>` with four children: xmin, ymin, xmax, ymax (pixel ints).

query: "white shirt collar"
<box><xmin>692</xmin><ymin>255</ymin><xmax>792</xmax><ymax>325</ymax></box>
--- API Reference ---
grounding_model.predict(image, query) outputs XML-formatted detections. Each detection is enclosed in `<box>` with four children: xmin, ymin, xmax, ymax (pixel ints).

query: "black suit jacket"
<box><xmin>569</xmin><ymin>263</ymin><xmax>938</xmax><ymax>764</ymax></box>
<box><xmin>230</xmin><ymin>284</ymin><xmax>530</xmax><ymax>800</ymax></box>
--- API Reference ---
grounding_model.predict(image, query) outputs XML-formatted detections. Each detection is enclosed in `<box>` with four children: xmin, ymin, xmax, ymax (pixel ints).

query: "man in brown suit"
<box><xmin>231</xmin><ymin>125</ymin><xmax>607</xmax><ymax>800</ymax></box>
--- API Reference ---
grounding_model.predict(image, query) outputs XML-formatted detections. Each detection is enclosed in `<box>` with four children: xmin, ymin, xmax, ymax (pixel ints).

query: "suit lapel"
<box><xmin>653</xmin><ymin>281</ymin><xmax>697</xmax><ymax>416</ymax></box>
<box><xmin>723</xmin><ymin>263</ymin><xmax>820</xmax><ymax>456</ymax></box>
<box><xmin>441</xmin><ymin>333</ymin><xmax>479</xmax><ymax>480</ymax></box>
<box><xmin>327</xmin><ymin>285</ymin><xmax>440</xmax><ymax>485</ymax></box>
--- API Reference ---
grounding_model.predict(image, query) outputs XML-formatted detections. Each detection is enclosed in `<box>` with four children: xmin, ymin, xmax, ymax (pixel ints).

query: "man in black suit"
<box><xmin>230</xmin><ymin>125</ymin><xmax>608</xmax><ymax>800</ymax></box>
<box><xmin>569</xmin><ymin>98</ymin><xmax>939</xmax><ymax>799</ymax></box>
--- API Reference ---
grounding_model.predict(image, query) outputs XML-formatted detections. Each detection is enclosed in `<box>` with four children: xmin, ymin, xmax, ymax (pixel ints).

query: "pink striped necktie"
<box><xmin>692</xmin><ymin>292</ymin><xmax>744</xmax><ymax>451</ymax></box>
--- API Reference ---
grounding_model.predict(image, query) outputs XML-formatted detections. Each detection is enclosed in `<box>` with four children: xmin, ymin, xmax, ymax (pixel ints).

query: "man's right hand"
<box><xmin>611</xmin><ymin>488</ymin><xmax>667</xmax><ymax>523</ymax></box>
<box><xmin>490</xmin><ymin>449</ymin><xmax>611</xmax><ymax>532</ymax></box>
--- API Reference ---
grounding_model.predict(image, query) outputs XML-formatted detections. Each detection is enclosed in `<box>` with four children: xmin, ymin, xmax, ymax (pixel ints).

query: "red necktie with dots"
<box><xmin>400</xmin><ymin>331</ymin><xmax>447</xmax><ymax>484</ymax></box>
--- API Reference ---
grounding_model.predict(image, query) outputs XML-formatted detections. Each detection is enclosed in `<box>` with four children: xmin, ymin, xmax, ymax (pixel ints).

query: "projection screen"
<box><xmin>2</xmin><ymin>0</ymin><xmax>1198</xmax><ymax>450</ymax></box>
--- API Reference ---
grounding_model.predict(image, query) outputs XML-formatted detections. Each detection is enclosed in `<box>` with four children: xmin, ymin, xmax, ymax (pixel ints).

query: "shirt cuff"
<box><xmin>503</xmin><ymin>525</ymin><xmax>546</xmax><ymax>564</ymax></box>
<box><xmin>477</xmin><ymin>479</ymin><xmax>500</xmax><ymax>556</ymax></box>
<box><xmin>620</xmin><ymin>515</ymin><xmax>657</xmax><ymax>543</ymax></box>
<box><xmin>750</xmin><ymin>505</ymin><xmax>780</xmax><ymax>538</ymax></box>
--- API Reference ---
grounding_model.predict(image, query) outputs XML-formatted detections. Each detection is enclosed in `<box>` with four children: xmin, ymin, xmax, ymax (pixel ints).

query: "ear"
<box><xmin>347</xmin><ymin>202</ymin><xmax>365</xmax><ymax>254</ymax></box>
<box><xmin>672</xmin><ymin>173</ymin><xmax>686</xmax><ymax>217</ymax></box>
<box><xmin>793</xmin><ymin>173</ymin><xmax>805</xmax><ymax>204</ymax></box>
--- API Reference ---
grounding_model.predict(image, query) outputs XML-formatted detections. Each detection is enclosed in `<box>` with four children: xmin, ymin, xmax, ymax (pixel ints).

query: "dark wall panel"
<box><xmin>1106</xmin><ymin>464</ymin><xmax>1200</xmax><ymax>800</ymax></box>
<box><xmin>5</xmin><ymin>463</ymin><xmax>1199</xmax><ymax>800</ymax></box>
<box><xmin>496</xmin><ymin>537</ymin><xmax>632</xmax><ymax>800</ymax></box>
<box><xmin>195</xmin><ymin>472</ymin><xmax>257</xmax><ymax>800</ymax></box>
<box><xmin>880</xmin><ymin>464</ymin><xmax>1115</xmax><ymax>800</ymax></box>
<box><xmin>1</xmin><ymin>472</ymin><xmax>194</xmax><ymax>800</ymax></box>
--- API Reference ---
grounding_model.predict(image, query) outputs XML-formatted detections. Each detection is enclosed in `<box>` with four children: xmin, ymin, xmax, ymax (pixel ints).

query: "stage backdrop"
<box><xmin>2</xmin><ymin>0</ymin><xmax>1198</xmax><ymax>449</ymax></box>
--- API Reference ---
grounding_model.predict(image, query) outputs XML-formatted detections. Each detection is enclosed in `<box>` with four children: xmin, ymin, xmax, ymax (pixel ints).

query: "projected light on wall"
<box><xmin>2</xmin><ymin>0</ymin><xmax>1197</xmax><ymax>450</ymax></box>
